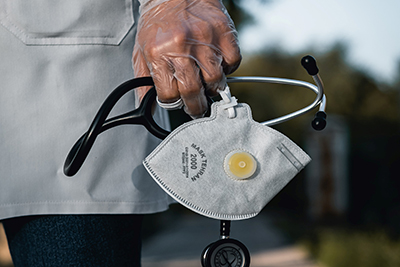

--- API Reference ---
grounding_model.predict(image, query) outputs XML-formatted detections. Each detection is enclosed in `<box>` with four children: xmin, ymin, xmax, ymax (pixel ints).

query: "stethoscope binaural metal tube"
<box><xmin>227</xmin><ymin>74</ymin><xmax>326</xmax><ymax>126</ymax></box>
<box><xmin>227</xmin><ymin>55</ymin><xmax>326</xmax><ymax>127</ymax></box>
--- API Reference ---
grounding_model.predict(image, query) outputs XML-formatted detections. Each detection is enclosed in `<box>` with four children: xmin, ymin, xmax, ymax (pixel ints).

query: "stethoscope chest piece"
<box><xmin>201</xmin><ymin>220</ymin><xmax>250</xmax><ymax>267</ymax></box>
<box><xmin>202</xmin><ymin>239</ymin><xmax>250</xmax><ymax>267</ymax></box>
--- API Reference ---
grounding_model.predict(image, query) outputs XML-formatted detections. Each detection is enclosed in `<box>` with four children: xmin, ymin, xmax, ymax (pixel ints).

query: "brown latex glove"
<box><xmin>133</xmin><ymin>0</ymin><xmax>241</xmax><ymax>118</ymax></box>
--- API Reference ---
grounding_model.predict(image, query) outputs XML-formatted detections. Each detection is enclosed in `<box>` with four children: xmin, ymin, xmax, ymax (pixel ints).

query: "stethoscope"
<box><xmin>64</xmin><ymin>55</ymin><xmax>326</xmax><ymax>267</ymax></box>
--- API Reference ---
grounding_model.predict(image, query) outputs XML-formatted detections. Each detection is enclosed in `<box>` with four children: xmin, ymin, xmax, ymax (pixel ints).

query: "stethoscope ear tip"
<box><xmin>312</xmin><ymin>111</ymin><xmax>327</xmax><ymax>131</ymax></box>
<box><xmin>301</xmin><ymin>55</ymin><xmax>319</xmax><ymax>76</ymax></box>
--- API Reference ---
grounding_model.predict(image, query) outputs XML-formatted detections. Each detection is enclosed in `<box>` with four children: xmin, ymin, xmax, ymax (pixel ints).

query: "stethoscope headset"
<box><xmin>64</xmin><ymin>55</ymin><xmax>326</xmax><ymax>267</ymax></box>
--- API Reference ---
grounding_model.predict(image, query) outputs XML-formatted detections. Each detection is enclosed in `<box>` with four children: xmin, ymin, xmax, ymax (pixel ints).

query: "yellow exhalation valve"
<box><xmin>224</xmin><ymin>150</ymin><xmax>257</xmax><ymax>180</ymax></box>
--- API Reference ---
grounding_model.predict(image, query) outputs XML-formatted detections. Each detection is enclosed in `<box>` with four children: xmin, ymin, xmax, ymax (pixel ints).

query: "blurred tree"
<box><xmin>393</xmin><ymin>59</ymin><xmax>400</xmax><ymax>119</ymax></box>
<box><xmin>394</xmin><ymin>59</ymin><xmax>400</xmax><ymax>87</ymax></box>
<box><xmin>222</xmin><ymin>0</ymin><xmax>271</xmax><ymax>30</ymax></box>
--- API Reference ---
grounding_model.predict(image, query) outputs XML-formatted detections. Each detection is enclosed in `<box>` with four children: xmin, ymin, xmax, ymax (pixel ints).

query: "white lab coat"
<box><xmin>0</xmin><ymin>0</ymin><xmax>172</xmax><ymax>220</ymax></box>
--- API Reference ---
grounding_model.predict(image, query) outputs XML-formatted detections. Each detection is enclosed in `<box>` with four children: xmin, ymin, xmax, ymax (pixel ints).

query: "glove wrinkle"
<box><xmin>133</xmin><ymin>0</ymin><xmax>241</xmax><ymax>118</ymax></box>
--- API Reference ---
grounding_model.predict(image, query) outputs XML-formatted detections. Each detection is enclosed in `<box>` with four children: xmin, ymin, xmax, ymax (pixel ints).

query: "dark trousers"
<box><xmin>2</xmin><ymin>214</ymin><xmax>143</xmax><ymax>267</ymax></box>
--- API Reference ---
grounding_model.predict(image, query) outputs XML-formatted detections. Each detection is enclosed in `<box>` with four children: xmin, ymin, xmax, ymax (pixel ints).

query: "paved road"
<box><xmin>141</xmin><ymin>210</ymin><xmax>321</xmax><ymax>267</ymax></box>
<box><xmin>1</xmin><ymin>211</ymin><xmax>321</xmax><ymax>267</ymax></box>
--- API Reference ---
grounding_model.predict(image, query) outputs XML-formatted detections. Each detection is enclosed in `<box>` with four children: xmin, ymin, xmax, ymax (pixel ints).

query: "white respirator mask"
<box><xmin>143</xmin><ymin>86</ymin><xmax>312</xmax><ymax>220</ymax></box>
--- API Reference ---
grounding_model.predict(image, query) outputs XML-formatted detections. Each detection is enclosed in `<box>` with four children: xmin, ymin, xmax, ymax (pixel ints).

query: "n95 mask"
<box><xmin>143</xmin><ymin>88</ymin><xmax>311</xmax><ymax>220</ymax></box>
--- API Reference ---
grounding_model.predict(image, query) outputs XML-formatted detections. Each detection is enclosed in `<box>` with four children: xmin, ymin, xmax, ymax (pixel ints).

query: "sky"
<box><xmin>238</xmin><ymin>0</ymin><xmax>400</xmax><ymax>84</ymax></box>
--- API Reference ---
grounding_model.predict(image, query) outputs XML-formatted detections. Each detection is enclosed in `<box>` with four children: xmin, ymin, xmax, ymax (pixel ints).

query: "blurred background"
<box><xmin>1</xmin><ymin>0</ymin><xmax>400</xmax><ymax>266</ymax></box>
<box><xmin>223</xmin><ymin>0</ymin><xmax>400</xmax><ymax>266</ymax></box>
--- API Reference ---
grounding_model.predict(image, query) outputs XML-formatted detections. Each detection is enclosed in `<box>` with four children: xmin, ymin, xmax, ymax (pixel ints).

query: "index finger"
<box><xmin>173</xmin><ymin>57</ymin><xmax>208</xmax><ymax>118</ymax></box>
<box><xmin>133</xmin><ymin>45</ymin><xmax>153</xmax><ymax>101</ymax></box>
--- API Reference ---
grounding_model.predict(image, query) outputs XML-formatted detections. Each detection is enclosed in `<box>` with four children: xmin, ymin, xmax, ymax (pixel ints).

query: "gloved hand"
<box><xmin>133</xmin><ymin>0</ymin><xmax>242</xmax><ymax>118</ymax></box>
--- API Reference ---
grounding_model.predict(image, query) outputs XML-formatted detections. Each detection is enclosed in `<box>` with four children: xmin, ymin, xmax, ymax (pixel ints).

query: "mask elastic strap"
<box><xmin>218</xmin><ymin>85</ymin><xmax>238</xmax><ymax>119</ymax></box>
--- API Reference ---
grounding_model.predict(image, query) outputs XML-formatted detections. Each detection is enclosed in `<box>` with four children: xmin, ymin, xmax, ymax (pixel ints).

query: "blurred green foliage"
<box><xmin>304</xmin><ymin>228</ymin><xmax>400</xmax><ymax>267</ymax></box>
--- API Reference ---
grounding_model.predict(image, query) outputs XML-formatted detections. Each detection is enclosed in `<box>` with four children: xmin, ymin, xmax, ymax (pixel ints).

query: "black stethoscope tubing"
<box><xmin>64</xmin><ymin>76</ymin><xmax>168</xmax><ymax>177</ymax></box>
